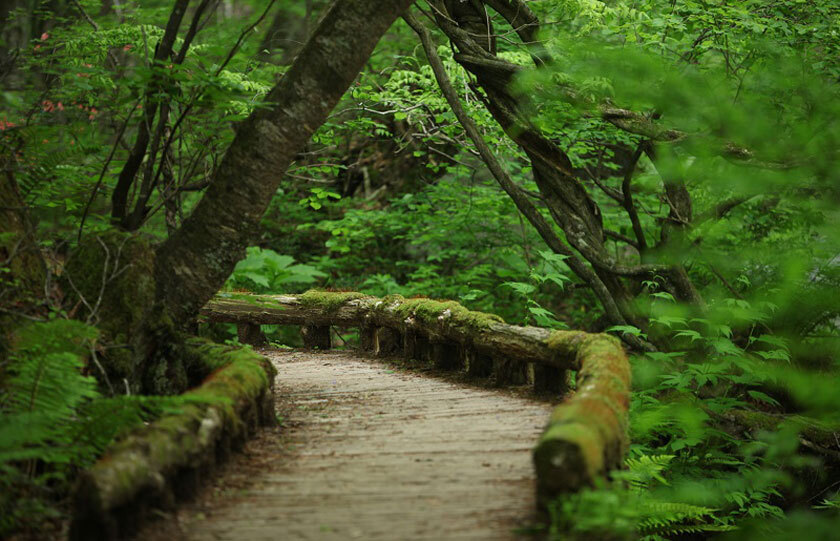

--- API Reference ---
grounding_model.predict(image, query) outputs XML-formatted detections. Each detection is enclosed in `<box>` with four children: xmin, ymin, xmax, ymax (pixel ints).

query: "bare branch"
<box><xmin>621</xmin><ymin>141</ymin><xmax>649</xmax><ymax>252</ymax></box>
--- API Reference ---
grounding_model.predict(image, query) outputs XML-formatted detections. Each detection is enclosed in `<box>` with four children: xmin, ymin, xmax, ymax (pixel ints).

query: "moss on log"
<box><xmin>69</xmin><ymin>340</ymin><xmax>275</xmax><ymax>541</ymax></box>
<box><xmin>533</xmin><ymin>334</ymin><xmax>631</xmax><ymax>507</ymax></box>
<box><xmin>204</xmin><ymin>291</ymin><xmax>577</xmax><ymax>366</ymax></box>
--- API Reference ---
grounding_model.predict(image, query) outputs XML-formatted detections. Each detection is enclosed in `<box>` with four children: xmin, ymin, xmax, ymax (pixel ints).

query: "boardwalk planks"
<box><xmin>202</xmin><ymin>291</ymin><xmax>631</xmax><ymax>507</ymax></box>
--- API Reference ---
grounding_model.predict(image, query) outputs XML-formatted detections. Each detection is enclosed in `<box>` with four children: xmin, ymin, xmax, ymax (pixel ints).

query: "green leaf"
<box><xmin>747</xmin><ymin>390</ymin><xmax>781</xmax><ymax>407</ymax></box>
<box><xmin>606</xmin><ymin>325</ymin><xmax>647</xmax><ymax>338</ymax></box>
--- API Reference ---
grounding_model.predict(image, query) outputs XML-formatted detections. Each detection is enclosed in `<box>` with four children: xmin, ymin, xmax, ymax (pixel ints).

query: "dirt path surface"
<box><xmin>146</xmin><ymin>350</ymin><xmax>554</xmax><ymax>540</ymax></box>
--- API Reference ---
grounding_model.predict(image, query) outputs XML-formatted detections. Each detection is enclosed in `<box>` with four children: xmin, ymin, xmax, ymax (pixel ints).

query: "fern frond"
<box><xmin>0</xmin><ymin>321</ymin><xmax>99</xmax><ymax>465</ymax></box>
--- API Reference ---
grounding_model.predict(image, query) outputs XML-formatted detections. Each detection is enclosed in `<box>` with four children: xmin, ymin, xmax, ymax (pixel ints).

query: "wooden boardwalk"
<box><xmin>145</xmin><ymin>349</ymin><xmax>554</xmax><ymax>540</ymax></box>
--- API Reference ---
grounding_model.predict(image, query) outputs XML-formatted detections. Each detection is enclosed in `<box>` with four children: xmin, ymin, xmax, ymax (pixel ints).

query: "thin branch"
<box><xmin>140</xmin><ymin>0</ymin><xmax>278</xmax><ymax>228</ymax></box>
<box><xmin>175</xmin><ymin>0</ymin><xmax>214</xmax><ymax>65</ymax></box>
<box><xmin>621</xmin><ymin>141</ymin><xmax>649</xmax><ymax>252</ymax></box>
<box><xmin>78</xmin><ymin>102</ymin><xmax>140</xmax><ymax>242</ymax></box>
<box><xmin>604</xmin><ymin>229</ymin><xmax>640</xmax><ymax>249</ymax></box>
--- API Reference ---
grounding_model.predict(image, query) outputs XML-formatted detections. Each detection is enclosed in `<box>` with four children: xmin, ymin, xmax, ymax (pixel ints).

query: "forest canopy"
<box><xmin>1</xmin><ymin>0</ymin><xmax>839</xmax><ymax>538</ymax></box>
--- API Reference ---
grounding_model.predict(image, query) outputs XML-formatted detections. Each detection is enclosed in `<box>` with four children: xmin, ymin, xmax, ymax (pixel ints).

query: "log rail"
<box><xmin>202</xmin><ymin>291</ymin><xmax>631</xmax><ymax>507</ymax></box>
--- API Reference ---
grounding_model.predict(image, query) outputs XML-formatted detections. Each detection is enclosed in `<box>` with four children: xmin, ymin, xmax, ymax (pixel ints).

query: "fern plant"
<box><xmin>225</xmin><ymin>246</ymin><xmax>326</xmax><ymax>293</ymax></box>
<box><xmin>548</xmin><ymin>454</ymin><xmax>736</xmax><ymax>540</ymax></box>
<box><xmin>0</xmin><ymin>321</ymin><xmax>99</xmax><ymax>463</ymax></box>
<box><xmin>0</xmin><ymin>320</ymin><xmax>160</xmax><ymax>536</ymax></box>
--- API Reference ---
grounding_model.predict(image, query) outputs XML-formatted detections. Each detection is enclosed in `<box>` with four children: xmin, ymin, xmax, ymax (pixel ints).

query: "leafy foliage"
<box><xmin>0</xmin><ymin>319</ymin><xmax>199</xmax><ymax>535</ymax></box>
<box><xmin>2</xmin><ymin>0</ymin><xmax>840</xmax><ymax>538</ymax></box>
<box><xmin>0</xmin><ymin>321</ymin><xmax>147</xmax><ymax>534</ymax></box>
<box><xmin>225</xmin><ymin>246</ymin><xmax>326</xmax><ymax>293</ymax></box>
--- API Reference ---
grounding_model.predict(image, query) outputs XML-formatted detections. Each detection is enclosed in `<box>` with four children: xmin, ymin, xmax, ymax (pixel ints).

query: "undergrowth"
<box><xmin>0</xmin><ymin>319</ymin><xmax>196</xmax><ymax>536</ymax></box>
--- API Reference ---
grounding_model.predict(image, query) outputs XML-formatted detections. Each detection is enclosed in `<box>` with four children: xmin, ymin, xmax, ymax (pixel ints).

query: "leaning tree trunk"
<box><xmin>138</xmin><ymin>0</ymin><xmax>414</xmax><ymax>394</ymax></box>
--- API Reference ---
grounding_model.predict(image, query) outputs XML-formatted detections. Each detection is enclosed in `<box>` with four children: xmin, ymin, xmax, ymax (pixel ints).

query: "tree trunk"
<box><xmin>140</xmin><ymin>0</ymin><xmax>413</xmax><ymax>393</ymax></box>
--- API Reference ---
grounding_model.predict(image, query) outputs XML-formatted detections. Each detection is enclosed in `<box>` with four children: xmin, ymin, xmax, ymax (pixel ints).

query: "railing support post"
<box><xmin>403</xmin><ymin>325</ymin><xmax>432</xmax><ymax>362</ymax></box>
<box><xmin>533</xmin><ymin>364</ymin><xmax>568</xmax><ymax>396</ymax></box>
<box><xmin>237</xmin><ymin>323</ymin><xmax>266</xmax><ymax>346</ymax></box>
<box><xmin>360</xmin><ymin>324</ymin><xmax>375</xmax><ymax>351</ymax></box>
<box><xmin>374</xmin><ymin>327</ymin><xmax>401</xmax><ymax>356</ymax></box>
<box><xmin>301</xmin><ymin>325</ymin><xmax>331</xmax><ymax>350</ymax></box>
<box><xmin>464</xmin><ymin>348</ymin><xmax>493</xmax><ymax>378</ymax></box>
<box><xmin>494</xmin><ymin>356</ymin><xmax>529</xmax><ymax>386</ymax></box>
<box><xmin>432</xmin><ymin>342</ymin><xmax>460</xmax><ymax>370</ymax></box>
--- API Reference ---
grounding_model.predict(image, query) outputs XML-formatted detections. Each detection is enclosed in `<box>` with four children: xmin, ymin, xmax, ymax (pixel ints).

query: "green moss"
<box><xmin>389</xmin><ymin>297</ymin><xmax>503</xmax><ymax>332</ymax></box>
<box><xmin>536</xmin><ymin>421</ymin><xmax>605</xmax><ymax>480</ymax></box>
<box><xmin>576</xmin><ymin>334</ymin><xmax>632</xmax><ymax>388</ymax></box>
<box><xmin>380</xmin><ymin>294</ymin><xmax>406</xmax><ymax>305</ymax></box>
<box><xmin>546</xmin><ymin>330</ymin><xmax>588</xmax><ymax>358</ymax></box>
<box><xmin>64</xmin><ymin>231</ymin><xmax>156</xmax><ymax>338</ymax></box>
<box><xmin>220</xmin><ymin>292</ymin><xmax>281</xmax><ymax>308</ymax></box>
<box><xmin>184</xmin><ymin>337</ymin><xmax>275</xmax><ymax>390</ymax></box>
<box><xmin>300</xmin><ymin>290</ymin><xmax>369</xmax><ymax>313</ymax></box>
<box><xmin>63</xmin><ymin>231</ymin><xmax>157</xmax><ymax>386</ymax></box>
<box><xmin>90</xmin><ymin>339</ymin><xmax>274</xmax><ymax>506</ymax></box>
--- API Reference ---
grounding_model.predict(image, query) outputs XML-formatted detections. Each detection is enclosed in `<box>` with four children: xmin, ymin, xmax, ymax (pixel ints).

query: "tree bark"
<box><xmin>429</xmin><ymin>1</ymin><xmax>648</xmax><ymax>330</ymax></box>
<box><xmin>111</xmin><ymin>0</ymin><xmax>190</xmax><ymax>226</ymax></box>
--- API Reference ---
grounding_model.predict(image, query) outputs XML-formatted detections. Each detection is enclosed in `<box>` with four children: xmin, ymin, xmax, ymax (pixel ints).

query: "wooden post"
<box><xmin>301</xmin><ymin>325</ymin><xmax>331</xmax><ymax>350</ymax></box>
<box><xmin>533</xmin><ymin>364</ymin><xmax>568</xmax><ymax>395</ymax></box>
<box><xmin>432</xmin><ymin>341</ymin><xmax>460</xmax><ymax>370</ymax></box>
<box><xmin>415</xmin><ymin>334</ymin><xmax>433</xmax><ymax>362</ymax></box>
<box><xmin>464</xmin><ymin>348</ymin><xmax>493</xmax><ymax>378</ymax></box>
<box><xmin>374</xmin><ymin>327</ymin><xmax>401</xmax><ymax>356</ymax></box>
<box><xmin>359</xmin><ymin>324</ymin><xmax>375</xmax><ymax>351</ymax></box>
<box><xmin>403</xmin><ymin>327</ymin><xmax>418</xmax><ymax>359</ymax></box>
<box><xmin>403</xmin><ymin>326</ymin><xmax>432</xmax><ymax>362</ymax></box>
<box><xmin>493</xmin><ymin>356</ymin><xmax>529</xmax><ymax>386</ymax></box>
<box><xmin>237</xmin><ymin>323</ymin><xmax>266</xmax><ymax>346</ymax></box>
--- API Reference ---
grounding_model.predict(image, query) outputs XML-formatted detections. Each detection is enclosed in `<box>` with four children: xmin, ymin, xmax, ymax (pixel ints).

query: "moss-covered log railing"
<box><xmin>69</xmin><ymin>340</ymin><xmax>276</xmax><ymax>541</ymax></box>
<box><xmin>202</xmin><ymin>291</ymin><xmax>631</xmax><ymax>508</ymax></box>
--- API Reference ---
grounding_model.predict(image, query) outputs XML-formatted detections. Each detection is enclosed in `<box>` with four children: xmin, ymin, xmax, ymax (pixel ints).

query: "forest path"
<box><xmin>145</xmin><ymin>349</ymin><xmax>553</xmax><ymax>540</ymax></box>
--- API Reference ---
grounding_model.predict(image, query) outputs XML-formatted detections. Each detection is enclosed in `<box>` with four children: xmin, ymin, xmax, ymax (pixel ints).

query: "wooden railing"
<box><xmin>203</xmin><ymin>291</ymin><xmax>631</xmax><ymax>507</ymax></box>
